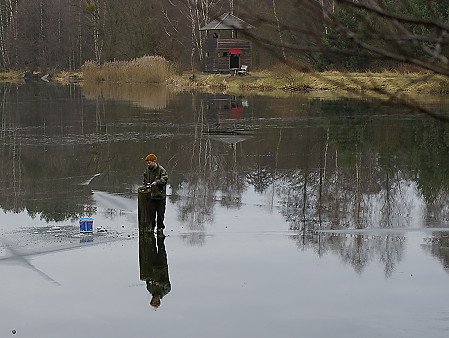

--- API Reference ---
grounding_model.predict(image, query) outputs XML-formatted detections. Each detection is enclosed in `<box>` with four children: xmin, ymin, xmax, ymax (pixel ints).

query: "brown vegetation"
<box><xmin>183</xmin><ymin>67</ymin><xmax>449</xmax><ymax>95</ymax></box>
<box><xmin>81</xmin><ymin>56</ymin><xmax>179</xmax><ymax>84</ymax></box>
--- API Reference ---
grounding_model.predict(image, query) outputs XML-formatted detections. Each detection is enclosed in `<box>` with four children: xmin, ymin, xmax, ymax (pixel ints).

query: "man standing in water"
<box><xmin>143</xmin><ymin>153</ymin><xmax>168</xmax><ymax>234</ymax></box>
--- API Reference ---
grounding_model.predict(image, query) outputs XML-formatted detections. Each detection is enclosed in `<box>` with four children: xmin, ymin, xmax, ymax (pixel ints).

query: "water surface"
<box><xmin>1</xmin><ymin>83</ymin><xmax>449</xmax><ymax>337</ymax></box>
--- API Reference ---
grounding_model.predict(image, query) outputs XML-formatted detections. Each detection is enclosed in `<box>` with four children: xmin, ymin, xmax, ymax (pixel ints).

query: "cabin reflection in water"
<box><xmin>203</xmin><ymin>93</ymin><xmax>252</xmax><ymax>148</ymax></box>
<box><xmin>139</xmin><ymin>233</ymin><xmax>171</xmax><ymax>309</ymax></box>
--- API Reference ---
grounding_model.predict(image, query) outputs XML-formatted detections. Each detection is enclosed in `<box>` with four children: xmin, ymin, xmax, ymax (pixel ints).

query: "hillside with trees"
<box><xmin>1</xmin><ymin>0</ymin><xmax>448</xmax><ymax>74</ymax></box>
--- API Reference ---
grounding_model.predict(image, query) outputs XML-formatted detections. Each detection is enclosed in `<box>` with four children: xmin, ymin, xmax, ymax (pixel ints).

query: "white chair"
<box><xmin>237</xmin><ymin>65</ymin><xmax>249</xmax><ymax>75</ymax></box>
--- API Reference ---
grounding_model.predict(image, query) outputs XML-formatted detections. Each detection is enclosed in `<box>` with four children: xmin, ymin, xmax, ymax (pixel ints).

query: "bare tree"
<box><xmin>85</xmin><ymin>1</ymin><xmax>106</xmax><ymax>64</ymax></box>
<box><xmin>272</xmin><ymin>0</ymin><xmax>286</xmax><ymax>60</ymax></box>
<box><xmin>164</xmin><ymin>0</ymin><xmax>223</xmax><ymax>69</ymax></box>
<box><xmin>0</xmin><ymin>0</ymin><xmax>17</xmax><ymax>70</ymax></box>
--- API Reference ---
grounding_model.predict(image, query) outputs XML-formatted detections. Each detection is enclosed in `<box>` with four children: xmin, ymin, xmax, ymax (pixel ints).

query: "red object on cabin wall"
<box><xmin>230</xmin><ymin>107</ymin><xmax>243</xmax><ymax>119</ymax></box>
<box><xmin>229</xmin><ymin>48</ymin><xmax>242</xmax><ymax>54</ymax></box>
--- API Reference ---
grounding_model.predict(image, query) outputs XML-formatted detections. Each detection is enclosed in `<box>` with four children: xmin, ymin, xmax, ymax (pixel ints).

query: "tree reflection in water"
<box><xmin>422</xmin><ymin>234</ymin><xmax>449</xmax><ymax>272</ymax></box>
<box><xmin>291</xmin><ymin>232</ymin><xmax>406</xmax><ymax>278</ymax></box>
<box><xmin>2</xmin><ymin>84</ymin><xmax>449</xmax><ymax>275</ymax></box>
<box><xmin>174</xmin><ymin>94</ymin><xmax>248</xmax><ymax>246</ymax></box>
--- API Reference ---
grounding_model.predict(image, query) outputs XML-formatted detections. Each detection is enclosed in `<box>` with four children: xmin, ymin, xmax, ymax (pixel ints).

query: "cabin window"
<box><xmin>222</xmin><ymin>52</ymin><xmax>228</xmax><ymax>57</ymax></box>
<box><xmin>206</xmin><ymin>52</ymin><xmax>209</xmax><ymax>57</ymax></box>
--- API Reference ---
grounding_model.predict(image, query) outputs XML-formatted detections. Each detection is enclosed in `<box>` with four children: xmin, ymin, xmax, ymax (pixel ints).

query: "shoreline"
<box><xmin>178</xmin><ymin>71</ymin><xmax>449</xmax><ymax>95</ymax></box>
<box><xmin>4</xmin><ymin>70</ymin><xmax>449</xmax><ymax>97</ymax></box>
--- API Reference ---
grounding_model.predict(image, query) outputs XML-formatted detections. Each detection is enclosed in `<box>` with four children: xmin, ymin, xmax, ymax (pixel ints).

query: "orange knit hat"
<box><xmin>145</xmin><ymin>153</ymin><xmax>157</xmax><ymax>162</ymax></box>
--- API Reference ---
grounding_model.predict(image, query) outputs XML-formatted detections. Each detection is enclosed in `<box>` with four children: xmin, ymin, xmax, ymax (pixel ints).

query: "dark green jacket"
<box><xmin>143</xmin><ymin>164</ymin><xmax>168</xmax><ymax>199</ymax></box>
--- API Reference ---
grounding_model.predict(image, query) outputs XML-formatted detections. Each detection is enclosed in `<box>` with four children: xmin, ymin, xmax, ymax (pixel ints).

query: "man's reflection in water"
<box><xmin>139</xmin><ymin>233</ymin><xmax>171</xmax><ymax>309</ymax></box>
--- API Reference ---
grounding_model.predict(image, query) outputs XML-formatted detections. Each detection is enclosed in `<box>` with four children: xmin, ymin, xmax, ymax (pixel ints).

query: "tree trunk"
<box><xmin>272</xmin><ymin>0</ymin><xmax>286</xmax><ymax>60</ymax></box>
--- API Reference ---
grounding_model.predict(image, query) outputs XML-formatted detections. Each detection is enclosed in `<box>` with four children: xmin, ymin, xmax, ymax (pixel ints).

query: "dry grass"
<box><xmin>81</xmin><ymin>55</ymin><xmax>177</xmax><ymax>84</ymax></box>
<box><xmin>44</xmin><ymin>59</ymin><xmax>449</xmax><ymax>96</ymax></box>
<box><xmin>183</xmin><ymin>69</ymin><xmax>449</xmax><ymax>94</ymax></box>
<box><xmin>0</xmin><ymin>70</ymin><xmax>27</xmax><ymax>82</ymax></box>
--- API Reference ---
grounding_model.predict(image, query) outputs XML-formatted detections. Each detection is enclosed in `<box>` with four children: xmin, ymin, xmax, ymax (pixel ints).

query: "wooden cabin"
<box><xmin>200</xmin><ymin>13</ymin><xmax>253</xmax><ymax>73</ymax></box>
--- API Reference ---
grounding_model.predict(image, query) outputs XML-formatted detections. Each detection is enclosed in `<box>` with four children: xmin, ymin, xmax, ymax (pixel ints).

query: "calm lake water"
<box><xmin>1</xmin><ymin>82</ymin><xmax>449</xmax><ymax>337</ymax></box>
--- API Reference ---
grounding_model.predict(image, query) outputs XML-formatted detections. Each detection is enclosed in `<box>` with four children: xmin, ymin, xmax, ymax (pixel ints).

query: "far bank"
<box><xmin>4</xmin><ymin>68</ymin><xmax>449</xmax><ymax>97</ymax></box>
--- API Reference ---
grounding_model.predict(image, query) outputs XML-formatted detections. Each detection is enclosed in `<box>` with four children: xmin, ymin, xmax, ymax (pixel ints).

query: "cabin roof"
<box><xmin>200</xmin><ymin>13</ymin><xmax>253</xmax><ymax>31</ymax></box>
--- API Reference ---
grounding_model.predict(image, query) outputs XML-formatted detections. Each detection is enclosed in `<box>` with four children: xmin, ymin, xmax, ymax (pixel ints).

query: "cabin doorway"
<box><xmin>230</xmin><ymin>54</ymin><xmax>240</xmax><ymax>69</ymax></box>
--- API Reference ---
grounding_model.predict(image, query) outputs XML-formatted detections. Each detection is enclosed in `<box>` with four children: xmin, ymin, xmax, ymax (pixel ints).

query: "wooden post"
<box><xmin>138</xmin><ymin>187</ymin><xmax>152</xmax><ymax>232</ymax></box>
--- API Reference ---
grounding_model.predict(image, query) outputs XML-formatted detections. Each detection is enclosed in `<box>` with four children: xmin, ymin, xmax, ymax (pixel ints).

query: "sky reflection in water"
<box><xmin>1</xmin><ymin>83</ymin><xmax>449</xmax><ymax>337</ymax></box>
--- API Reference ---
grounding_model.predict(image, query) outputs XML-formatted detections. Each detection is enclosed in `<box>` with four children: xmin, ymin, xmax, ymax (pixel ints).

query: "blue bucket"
<box><xmin>79</xmin><ymin>218</ymin><xmax>93</xmax><ymax>233</ymax></box>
